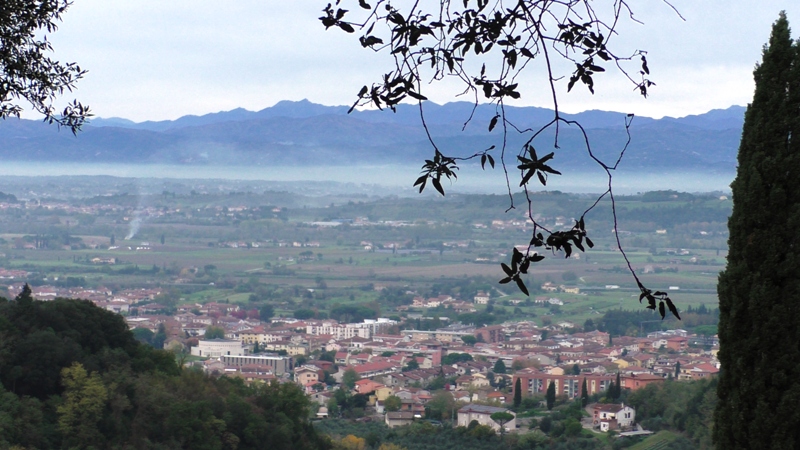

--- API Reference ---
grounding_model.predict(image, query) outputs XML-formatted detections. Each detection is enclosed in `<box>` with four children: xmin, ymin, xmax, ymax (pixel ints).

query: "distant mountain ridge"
<box><xmin>0</xmin><ymin>100</ymin><xmax>745</xmax><ymax>172</ymax></box>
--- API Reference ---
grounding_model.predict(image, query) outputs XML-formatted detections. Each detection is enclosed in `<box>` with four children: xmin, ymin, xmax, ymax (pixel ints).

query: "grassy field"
<box><xmin>628</xmin><ymin>430</ymin><xmax>682</xmax><ymax>450</ymax></box>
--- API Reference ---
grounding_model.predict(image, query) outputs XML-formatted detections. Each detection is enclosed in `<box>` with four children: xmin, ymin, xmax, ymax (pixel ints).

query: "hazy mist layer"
<box><xmin>1</xmin><ymin>162</ymin><xmax>733</xmax><ymax>196</ymax></box>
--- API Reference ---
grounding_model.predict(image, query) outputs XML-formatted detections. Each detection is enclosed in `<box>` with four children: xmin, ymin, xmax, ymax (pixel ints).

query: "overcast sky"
<box><xmin>40</xmin><ymin>1</ymin><xmax>799</xmax><ymax>122</ymax></box>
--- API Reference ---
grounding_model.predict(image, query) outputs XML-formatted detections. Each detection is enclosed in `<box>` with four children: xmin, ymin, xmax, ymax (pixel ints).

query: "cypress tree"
<box><xmin>546</xmin><ymin>381</ymin><xmax>556</xmax><ymax>410</ymax></box>
<box><xmin>514</xmin><ymin>378</ymin><xmax>522</xmax><ymax>408</ymax></box>
<box><xmin>715</xmin><ymin>12</ymin><xmax>800</xmax><ymax>449</ymax></box>
<box><xmin>580</xmin><ymin>378</ymin><xmax>589</xmax><ymax>407</ymax></box>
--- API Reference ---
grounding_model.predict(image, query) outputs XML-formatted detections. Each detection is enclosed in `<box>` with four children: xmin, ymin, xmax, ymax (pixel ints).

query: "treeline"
<box><xmin>315</xmin><ymin>419</ymin><xmax>607</xmax><ymax>450</ymax></box>
<box><xmin>600</xmin><ymin>307</ymin><xmax>718</xmax><ymax>337</ymax></box>
<box><xmin>0</xmin><ymin>288</ymin><xmax>330</xmax><ymax>449</ymax></box>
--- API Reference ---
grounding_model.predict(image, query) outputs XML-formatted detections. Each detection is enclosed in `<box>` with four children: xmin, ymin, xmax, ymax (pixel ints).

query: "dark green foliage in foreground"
<box><xmin>315</xmin><ymin>419</ymin><xmax>607</xmax><ymax>450</ymax></box>
<box><xmin>0</xmin><ymin>291</ymin><xmax>330</xmax><ymax>449</ymax></box>
<box><xmin>715</xmin><ymin>12</ymin><xmax>800</xmax><ymax>450</ymax></box>
<box><xmin>628</xmin><ymin>379</ymin><xmax>717</xmax><ymax>449</ymax></box>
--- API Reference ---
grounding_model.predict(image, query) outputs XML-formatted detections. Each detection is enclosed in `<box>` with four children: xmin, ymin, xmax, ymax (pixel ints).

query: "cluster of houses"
<box><xmin>165</xmin><ymin>308</ymin><xmax>718</xmax><ymax>434</ymax></box>
<box><xmin>6</xmin><ymin>283</ymin><xmax>163</xmax><ymax>313</ymax></box>
<box><xmin>5</xmin><ymin>279</ymin><xmax>718</xmax><ymax>435</ymax></box>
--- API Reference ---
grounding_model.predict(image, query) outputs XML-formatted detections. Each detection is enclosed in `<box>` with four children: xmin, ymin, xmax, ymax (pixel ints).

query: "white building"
<box><xmin>191</xmin><ymin>338</ymin><xmax>248</xmax><ymax>358</ymax></box>
<box><xmin>457</xmin><ymin>405</ymin><xmax>516</xmax><ymax>433</ymax></box>
<box><xmin>306</xmin><ymin>318</ymin><xmax>397</xmax><ymax>340</ymax></box>
<box><xmin>592</xmin><ymin>403</ymin><xmax>636</xmax><ymax>431</ymax></box>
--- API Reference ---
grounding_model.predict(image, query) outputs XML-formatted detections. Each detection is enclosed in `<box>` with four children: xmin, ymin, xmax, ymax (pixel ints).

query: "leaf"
<box><xmin>359</xmin><ymin>0</ymin><xmax>371</xmax><ymax>9</ymax></box>
<box><xmin>431</xmin><ymin>177</ymin><xmax>444</xmax><ymax>196</ymax></box>
<box><xmin>407</xmin><ymin>91</ymin><xmax>428</xmax><ymax>101</ymax></box>
<box><xmin>338</xmin><ymin>22</ymin><xmax>355</xmax><ymax>33</ymax></box>
<box><xmin>585</xmin><ymin>237</ymin><xmax>594</xmax><ymax>248</ymax></box>
<box><xmin>501</xmin><ymin>263</ymin><xmax>513</xmax><ymax>276</ymax></box>
<box><xmin>487</xmin><ymin>154</ymin><xmax>495</xmax><ymax>168</ymax></box>
<box><xmin>413</xmin><ymin>175</ymin><xmax>427</xmax><ymax>187</ymax></box>
<box><xmin>520</xmin><ymin>47</ymin><xmax>534</xmax><ymax>58</ymax></box>
<box><xmin>515</xmin><ymin>277</ymin><xmax>530</xmax><ymax>296</ymax></box>
<box><xmin>481</xmin><ymin>154</ymin><xmax>487</xmax><ymax>169</ymax></box>
<box><xmin>666</xmin><ymin>298</ymin><xmax>681</xmax><ymax>320</ymax></box>
<box><xmin>658</xmin><ymin>301</ymin><xmax>666</xmax><ymax>319</ymax></box>
<box><xmin>537</xmin><ymin>172</ymin><xmax>547</xmax><ymax>186</ymax></box>
<box><xmin>482</xmin><ymin>83</ymin><xmax>492</xmax><ymax>98</ymax></box>
<box><xmin>488</xmin><ymin>114</ymin><xmax>499</xmax><ymax>132</ymax></box>
<box><xmin>499</xmin><ymin>277</ymin><xmax>512</xmax><ymax>284</ymax></box>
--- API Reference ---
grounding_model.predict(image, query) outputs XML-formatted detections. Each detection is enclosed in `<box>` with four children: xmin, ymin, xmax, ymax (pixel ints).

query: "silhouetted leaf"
<box><xmin>488</xmin><ymin>114</ymin><xmax>499</xmax><ymax>132</ymax></box>
<box><xmin>431</xmin><ymin>177</ymin><xmax>445</xmax><ymax>195</ymax></box>
<box><xmin>515</xmin><ymin>277</ymin><xmax>530</xmax><ymax>296</ymax></box>
<box><xmin>666</xmin><ymin>298</ymin><xmax>681</xmax><ymax>320</ymax></box>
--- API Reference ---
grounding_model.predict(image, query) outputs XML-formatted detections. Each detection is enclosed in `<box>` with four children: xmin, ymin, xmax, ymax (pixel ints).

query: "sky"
<box><xmin>37</xmin><ymin>0</ymin><xmax>800</xmax><ymax>122</ymax></box>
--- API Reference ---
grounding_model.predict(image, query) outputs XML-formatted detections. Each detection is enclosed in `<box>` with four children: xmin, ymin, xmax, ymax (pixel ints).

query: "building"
<box><xmin>475</xmin><ymin>325</ymin><xmax>505</xmax><ymax>343</ymax></box>
<box><xmin>620</xmin><ymin>373</ymin><xmax>665</xmax><ymax>391</ymax></box>
<box><xmin>191</xmin><ymin>338</ymin><xmax>247</xmax><ymax>358</ymax></box>
<box><xmin>221</xmin><ymin>354</ymin><xmax>292</xmax><ymax>375</ymax></box>
<box><xmin>294</xmin><ymin>365</ymin><xmax>323</xmax><ymax>386</ymax></box>
<box><xmin>512</xmin><ymin>369</ymin><xmax>614</xmax><ymax>399</ymax></box>
<box><xmin>591</xmin><ymin>403</ymin><xmax>636</xmax><ymax>432</ymax></box>
<box><xmin>474</xmin><ymin>291</ymin><xmax>490</xmax><ymax>305</ymax></box>
<box><xmin>457</xmin><ymin>404</ymin><xmax>516</xmax><ymax>433</ymax></box>
<box><xmin>403</xmin><ymin>329</ymin><xmax>471</xmax><ymax>343</ymax></box>
<box><xmin>385</xmin><ymin>411</ymin><xmax>417</xmax><ymax>428</ymax></box>
<box><xmin>306</xmin><ymin>318</ymin><xmax>397</xmax><ymax>340</ymax></box>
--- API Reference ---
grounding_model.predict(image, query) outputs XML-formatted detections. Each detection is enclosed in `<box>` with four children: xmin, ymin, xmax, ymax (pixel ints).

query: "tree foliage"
<box><xmin>384</xmin><ymin>395</ymin><xmax>402</xmax><ymax>412</ymax></box>
<box><xmin>490</xmin><ymin>411</ymin><xmax>515</xmax><ymax>435</ymax></box>
<box><xmin>0</xmin><ymin>293</ymin><xmax>331</xmax><ymax>449</ymax></box>
<box><xmin>343</xmin><ymin>367</ymin><xmax>361</xmax><ymax>389</ymax></box>
<box><xmin>629</xmin><ymin>379</ymin><xmax>717</xmax><ymax>449</ymax></box>
<box><xmin>546</xmin><ymin>381</ymin><xmax>556</xmax><ymax>410</ymax></box>
<box><xmin>0</xmin><ymin>1</ymin><xmax>90</xmax><ymax>132</ymax></box>
<box><xmin>320</xmin><ymin>0</ymin><xmax>682</xmax><ymax>316</ymax></box>
<box><xmin>715</xmin><ymin>12</ymin><xmax>800</xmax><ymax>450</ymax></box>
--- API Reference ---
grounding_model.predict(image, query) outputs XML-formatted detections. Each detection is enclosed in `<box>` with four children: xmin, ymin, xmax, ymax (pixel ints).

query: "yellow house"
<box><xmin>374</xmin><ymin>386</ymin><xmax>394</xmax><ymax>401</ymax></box>
<box><xmin>470</xmin><ymin>373</ymin><xmax>491</xmax><ymax>388</ymax></box>
<box><xmin>612</xmin><ymin>359</ymin><xmax>630</xmax><ymax>369</ymax></box>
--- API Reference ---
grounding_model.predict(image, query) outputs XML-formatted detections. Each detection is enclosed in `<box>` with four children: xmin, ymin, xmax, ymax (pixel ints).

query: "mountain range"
<box><xmin>0</xmin><ymin>100</ymin><xmax>745</xmax><ymax>172</ymax></box>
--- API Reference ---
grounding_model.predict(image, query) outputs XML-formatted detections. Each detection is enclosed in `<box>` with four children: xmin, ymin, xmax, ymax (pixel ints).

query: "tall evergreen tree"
<box><xmin>546</xmin><ymin>381</ymin><xmax>556</xmax><ymax>411</ymax></box>
<box><xmin>514</xmin><ymin>378</ymin><xmax>522</xmax><ymax>408</ymax></box>
<box><xmin>715</xmin><ymin>12</ymin><xmax>800</xmax><ymax>449</ymax></box>
<box><xmin>580</xmin><ymin>378</ymin><xmax>589</xmax><ymax>407</ymax></box>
